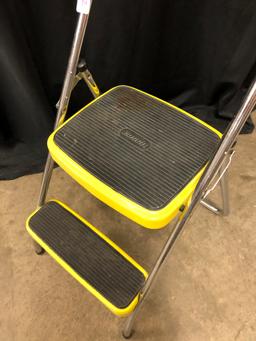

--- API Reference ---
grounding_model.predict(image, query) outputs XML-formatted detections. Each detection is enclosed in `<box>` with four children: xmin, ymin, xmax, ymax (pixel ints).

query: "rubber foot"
<box><xmin>122</xmin><ymin>330</ymin><xmax>134</xmax><ymax>339</ymax></box>
<box><xmin>35</xmin><ymin>247</ymin><xmax>45</xmax><ymax>255</ymax></box>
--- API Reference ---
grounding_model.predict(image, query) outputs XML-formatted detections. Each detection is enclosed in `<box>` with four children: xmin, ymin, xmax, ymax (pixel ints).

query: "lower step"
<box><xmin>26</xmin><ymin>200</ymin><xmax>147</xmax><ymax>316</ymax></box>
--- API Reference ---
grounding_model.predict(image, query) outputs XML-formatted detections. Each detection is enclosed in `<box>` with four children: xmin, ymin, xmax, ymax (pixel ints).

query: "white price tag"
<box><xmin>76</xmin><ymin>0</ymin><xmax>91</xmax><ymax>14</ymax></box>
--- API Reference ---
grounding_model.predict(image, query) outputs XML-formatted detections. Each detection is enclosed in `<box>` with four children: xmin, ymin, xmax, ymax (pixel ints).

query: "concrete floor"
<box><xmin>1</xmin><ymin>125</ymin><xmax>256</xmax><ymax>341</ymax></box>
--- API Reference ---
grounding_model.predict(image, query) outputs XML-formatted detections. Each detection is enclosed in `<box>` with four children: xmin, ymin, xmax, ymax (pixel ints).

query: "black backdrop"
<box><xmin>1</xmin><ymin>0</ymin><xmax>255</xmax><ymax>180</ymax></box>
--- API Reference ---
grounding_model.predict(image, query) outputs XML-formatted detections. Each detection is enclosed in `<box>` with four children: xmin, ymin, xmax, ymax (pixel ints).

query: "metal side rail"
<box><xmin>122</xmin><ymin>80</ymin><xmax>256</xmax><ymax>338</ymax></box>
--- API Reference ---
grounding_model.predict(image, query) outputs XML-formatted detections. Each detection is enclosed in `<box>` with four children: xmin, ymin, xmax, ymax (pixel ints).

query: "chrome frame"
<box><xmin>38</xmin><ymin>13</ymin><xmax>91</xmax><ymax>207</ymax></box>
<box><xmin>123</xmin><ymin>80</ymin><xmax>256</xmax><ymax>338</ymax></box>
<box><xmin>32</xmin><ymin>0</ymin><xmax>256</xmax><ymax>338</ymax></box>
<box><xmin>34</xmin><ymin>7</ymin><xmax>94</xmax><ymax>254</ymax></box>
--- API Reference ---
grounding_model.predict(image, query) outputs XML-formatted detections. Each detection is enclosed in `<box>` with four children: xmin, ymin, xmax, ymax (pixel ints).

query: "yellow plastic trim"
<box><xmin>48</xmin><ymin>86</ymin><xmax>222</xmax><ymax>229</ymax></box>
<box><xmin>26</xmin><ymin>200</ymin><xmax>148</xmax><ymax>317</ymax></box>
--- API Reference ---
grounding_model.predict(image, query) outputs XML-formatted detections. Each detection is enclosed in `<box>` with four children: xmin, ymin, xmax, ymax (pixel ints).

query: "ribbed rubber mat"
<box><xmin>54</xmin><ymin>86</ymin><xmax>220</xmax><ymax>210</ymax></box>
<box><xmin>29</xmin><ymin>201</ymin><xmax>145</xmax><ymax>308</ymax></box>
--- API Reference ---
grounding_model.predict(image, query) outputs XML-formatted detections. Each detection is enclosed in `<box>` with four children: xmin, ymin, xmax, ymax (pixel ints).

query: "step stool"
<box><xmin>26</xmin><ymin>1</ymin><xmax>256</xmax><ymax>338</ymax></box>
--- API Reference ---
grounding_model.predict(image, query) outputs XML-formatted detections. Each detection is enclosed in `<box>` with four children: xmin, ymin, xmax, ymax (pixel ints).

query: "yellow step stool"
<box><xmin>26</xmin><ymin>1</ymin><xmax>253</xmax><ymax>338</ymax></box>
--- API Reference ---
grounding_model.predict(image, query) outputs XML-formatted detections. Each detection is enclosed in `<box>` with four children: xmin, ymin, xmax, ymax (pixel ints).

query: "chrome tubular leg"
<box><xmin>219</xmin><ymin>162</ymin><xmax>230</xmax><ymax>216</ymax></box>
<box><xmin>37</xmin><ymin>155</ymin><xmax>55</xmax><ymax>206</ymax></box>
<box><xmin>123</xmin><ymin>78</ymin><xmax>256</xmax><ymax>338</ymax></box>
<box><xmin>123</xmin><ymin>218</ymin><xmax>182</xmax><ymax>339</ymax></box>
<box><xmin>200</xmin><ymin>153</ymin><xmax>230</xmax><ymax>216</ymax></box>
<box><xmin>33</xmin><ymin>7</ymin><xmax>92</xmax><ymax>254</ymax></box>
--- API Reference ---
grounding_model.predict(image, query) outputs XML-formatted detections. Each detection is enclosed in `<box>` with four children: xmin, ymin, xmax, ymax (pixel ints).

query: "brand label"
<box><xmin>120</xmin><ymin>129</ymin><xmax>150</xmax><ymax>149</ymax></box>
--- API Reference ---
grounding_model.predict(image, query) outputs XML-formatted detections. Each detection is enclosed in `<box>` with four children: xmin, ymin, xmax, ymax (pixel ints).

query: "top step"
<box><xmin>48</xmin><ymin>86</ymin><xmax>221</xmax><ymax>229</ymax></box>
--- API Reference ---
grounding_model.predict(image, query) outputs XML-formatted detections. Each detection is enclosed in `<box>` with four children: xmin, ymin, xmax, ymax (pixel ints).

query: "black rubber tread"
<box><xmin>29</xmin><ymin>201</ymin><xmax>145</xmax><ymax>309</ymax></box>
<box><xmin>54</xmin><ymin>86</ymin><xmax>220</xmax><ymax>210</ymax></box>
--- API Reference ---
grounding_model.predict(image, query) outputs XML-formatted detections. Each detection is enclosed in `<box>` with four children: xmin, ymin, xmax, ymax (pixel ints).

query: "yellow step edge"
<box><xmin>26</xmin><ymin>200</ymin><xmax>148</xmax><ymax>317</ymax></box>
<box><xmin>47</xmin><ymin>86</ymin><xmax>222</xmax><ymax>229</ymax></box>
